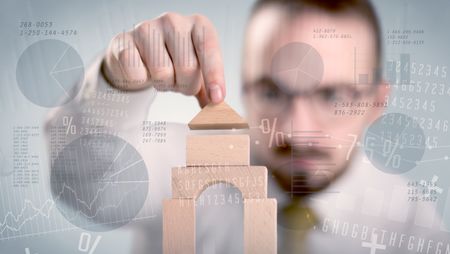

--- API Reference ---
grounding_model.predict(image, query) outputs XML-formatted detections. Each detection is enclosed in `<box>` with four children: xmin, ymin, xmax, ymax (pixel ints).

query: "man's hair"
<box><xmin>250</xmin><ymin>0</ymin><xmax>382</xmax><ymax>82</ymax></box>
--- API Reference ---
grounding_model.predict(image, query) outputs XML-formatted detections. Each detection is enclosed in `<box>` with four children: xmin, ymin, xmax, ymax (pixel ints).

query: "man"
<box><xmin>47</xmin><ymin>0</ymin><xmax>446</xmax><ymax>253</ymax></box>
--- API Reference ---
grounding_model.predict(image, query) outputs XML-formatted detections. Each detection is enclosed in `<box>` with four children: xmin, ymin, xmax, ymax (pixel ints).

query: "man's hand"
<box><xmin>103</xmin><ymin>12</ymin><xmax>225</xmax><ymax>107</ymax></box>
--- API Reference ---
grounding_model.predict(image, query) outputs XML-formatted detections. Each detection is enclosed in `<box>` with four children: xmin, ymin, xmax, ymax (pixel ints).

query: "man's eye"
<box><xmin>263</xmin><ymin>87</ymin><xmax>281</xmax><ymax>99</ymax></box>
<box><xmin>256</xmin><ymin>83</ymin><xmax>283</xmax><ymax>100</ymax></box>
<box><xmin>319</xmin><ymin>88</ymin><xmax>341</xmax><ymax>102</ymax></box>
<box><xmin>317</xmin><ymin>87</ymin><xmax>360</xmax><ymax>103</ymax></box>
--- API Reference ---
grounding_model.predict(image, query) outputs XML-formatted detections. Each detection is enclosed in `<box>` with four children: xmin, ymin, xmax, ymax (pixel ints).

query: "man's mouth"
<box><xmin>272</xmin><ymin>152</ymin><xmax>330</xmax><ymax>173</ymax></box>
<box><xmin>290</xmin><ymin>158</ymin><xmax>318</xmax><ymax>171</ymax></box>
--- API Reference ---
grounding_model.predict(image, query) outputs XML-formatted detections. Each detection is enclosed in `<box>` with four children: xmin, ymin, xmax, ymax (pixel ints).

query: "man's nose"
<box><xmin>281</xmin><ymin>97</ymin><xmax>321</xmax><ymax>135</ymax></box>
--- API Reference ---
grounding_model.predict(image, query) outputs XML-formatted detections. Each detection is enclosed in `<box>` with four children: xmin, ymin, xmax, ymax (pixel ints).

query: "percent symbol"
<box><xmin>383</xmin><ymin>139</ymin><xmax>401</xmax><ymax>169</ymax></box>
<box><xmin>78</xmin><ymin>232</ymin><xmax>102</xmax><ymax>254</ymax></box>
<box><xmin>260</xmin><ymin>118</ymin><xmax>285</xmax><ymax>148</ymax></box>
<box><xmin>63</xmin><ymin>116</ymin><xmax>76</xmax><ymax>135</ymax></box>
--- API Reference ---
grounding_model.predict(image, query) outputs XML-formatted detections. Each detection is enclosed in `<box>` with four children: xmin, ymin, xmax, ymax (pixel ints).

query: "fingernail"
<box><xmin>209</xmin><ymin>85</ymin><xmax>222</xmax><ymax>103</ymax></box>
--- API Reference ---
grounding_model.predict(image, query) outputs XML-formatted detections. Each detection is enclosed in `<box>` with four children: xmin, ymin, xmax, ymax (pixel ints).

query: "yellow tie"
<box><xmin>280</xmin><ymin>200</ymin><xmax>318</xmax><ymax>254</ymax></box>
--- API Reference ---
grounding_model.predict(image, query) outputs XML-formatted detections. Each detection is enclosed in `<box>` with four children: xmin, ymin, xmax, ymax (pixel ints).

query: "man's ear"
<box><xmin>366</xmin><ymin>80</ymin><xmax>391</xmax><ymax>124</ymax></box>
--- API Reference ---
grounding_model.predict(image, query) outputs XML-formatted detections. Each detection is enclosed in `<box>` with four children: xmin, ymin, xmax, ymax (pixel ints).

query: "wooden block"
<box><xmin>163</xmin><ymin>199</ymin><xmax>195</xmax><ymax>254</ymax></box>
<box><xmin>172</xmin><ymin>166</ymin><xmax>267</xmax><ymax>199</ymax></box>
<box><xmin>244</xmin><ymin>199</ymin><xmax>277</xmax><ymax>254</ymax></box>
<box><xmin>188</xmin><ymin>101</ymin><xmax>249</xmax><ymax>130</ymax></box>
<box><xmin>186</xmin><ymin>135</ymin><xmax>249</xmax><ymax>166</ymax></box>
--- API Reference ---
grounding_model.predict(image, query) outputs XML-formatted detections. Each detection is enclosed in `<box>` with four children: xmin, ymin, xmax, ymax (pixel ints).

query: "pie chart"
<box><xmin>16</xmin><ymin>39</ymin><xmax>84</xmax><ymax>108</ymax></box>
<box><xmin>363</xmin><ymin>113</ymin><xmax>425</xmax><ymax>174</ymax></box>
<box><xmin>271</xmin><ymin>42</ymin><xmax>324</xmax><ymax>93</ymax></box>
<box><xmin>51</xmin><ymin>134</ymin><xmax>149</xmax><ymax>231</ymax></box>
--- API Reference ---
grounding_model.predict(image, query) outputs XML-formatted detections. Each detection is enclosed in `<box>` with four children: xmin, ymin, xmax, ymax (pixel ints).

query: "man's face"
<box><xmin>242</xmin><ymin>5</ymin><xmax>389</xmax><ymax>195</ymax></box>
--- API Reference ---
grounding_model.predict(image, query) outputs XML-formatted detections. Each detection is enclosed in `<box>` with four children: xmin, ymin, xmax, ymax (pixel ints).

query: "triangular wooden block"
<box><xmin>188</xmin><ymin>101</ymin><xmax>249</xmax><ymax>130</ymax></box>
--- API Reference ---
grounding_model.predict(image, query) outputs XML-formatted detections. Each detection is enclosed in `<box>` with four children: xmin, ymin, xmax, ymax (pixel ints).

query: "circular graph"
<box><xmin>271</xmin><ymin>42</ymin><xmax>324</xmax><ymax>93</ymax></box>
<box><xmin>0</xmin><ymin>149</ymin><xmax>13</xmax><ymax>177</ymax></box>
<box><xmin>51</xmin><ymin>134</ymin><xmax>148</xmax><ymax>231</ymax></box>
<box><xmin>16</xmin><ymin>39</ymin><xmax>84</xmax><ymax>108</ymax></box>
<box><xmin>363</xmin><ymin>113</ymin><xmax>426</xmax><ymax>174</ymax></box>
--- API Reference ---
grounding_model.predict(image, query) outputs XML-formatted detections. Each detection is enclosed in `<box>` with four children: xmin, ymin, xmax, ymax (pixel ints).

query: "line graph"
<box><xmin>0</xmin><ymin>199</ymin><xmax>54</xmax><ymax>234</ymax></box>
<box><xmin>51</xmin><ymin>133</ymin><xmax>149</xmax><ymax>231</ymax></box>
<box><xmin>0</xmin><ymin>133</ymin><xmax>153</xmax><ymax>240</ymax></box>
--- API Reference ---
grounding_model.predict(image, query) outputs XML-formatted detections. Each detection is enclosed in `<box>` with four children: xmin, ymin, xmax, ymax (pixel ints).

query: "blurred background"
<box><xmin>1</xmin><ymin>0</ymin><xmax>450</xmax><ymax>253</ymax></box>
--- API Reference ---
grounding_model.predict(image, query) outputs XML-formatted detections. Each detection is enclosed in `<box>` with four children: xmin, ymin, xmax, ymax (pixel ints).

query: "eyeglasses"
<box><xmin>243</xmin><ymin>76</ymin><xmax>378</xmax><ymax>123</ymax></box>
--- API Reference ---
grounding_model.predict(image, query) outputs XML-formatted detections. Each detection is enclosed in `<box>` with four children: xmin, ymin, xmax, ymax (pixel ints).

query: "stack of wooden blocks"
<box><xmin>163</xmin><ymin>102</ymin><xmax>277</xmax><ymax>254</ymax></box>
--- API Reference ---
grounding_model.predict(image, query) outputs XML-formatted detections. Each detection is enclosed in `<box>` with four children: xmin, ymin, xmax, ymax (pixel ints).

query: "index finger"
<box><xmin>191</xmin><ymin>15</ymin><xmax>226</xmax><ymax>104</ymax></box>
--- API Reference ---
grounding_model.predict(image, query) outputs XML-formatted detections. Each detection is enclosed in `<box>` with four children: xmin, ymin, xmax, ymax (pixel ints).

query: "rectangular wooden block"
<box><xmin>163</xmin><ymin>199</ymin><xmax>195</xmax><ymax>254</ymax></box>
<box><xmin>186</xmin><ymin>135</ymin><xmax>249</xmax><ymax>166</ymax></box>
<box><xmin>172</xmin><ymin>166</ymin><xmax>267</xmax><ymax>199</ymax></box>
<box><xmin>244</xmin><ymin>199</ymin><xmax>277</xmax><ymax>254</ymax></box>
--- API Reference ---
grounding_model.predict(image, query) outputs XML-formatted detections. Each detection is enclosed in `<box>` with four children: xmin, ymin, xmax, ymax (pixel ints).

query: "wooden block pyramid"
<box><xmin>163</xmin><ymin>102</ymin><xmax>277</xmax><ymax>254</ymax></box>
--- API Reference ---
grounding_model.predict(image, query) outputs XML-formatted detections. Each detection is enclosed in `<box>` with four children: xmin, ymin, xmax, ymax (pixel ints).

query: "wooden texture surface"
<box><xmin>163</xmin><ymin>199</ymin><xmax>195</xmax><ymax>254</ymax></box>
<box><xmin>186</xmin><ymin>135</ymin><xmax>249</xmax><ymax>166</ymax></box>
<box><xmin>188</xmin><ymin>101</ymin><xmax>249</xmax><ymax>130</ymax></box>
<box><xmin>171</xmin><ymin>166</ymin><xmax>267</xmax><ymax>199</ymax></box>
<box><xmin>244</xmin><ymin>199</ymin><xmax>277</xmax><ymax>254</ymax></box>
